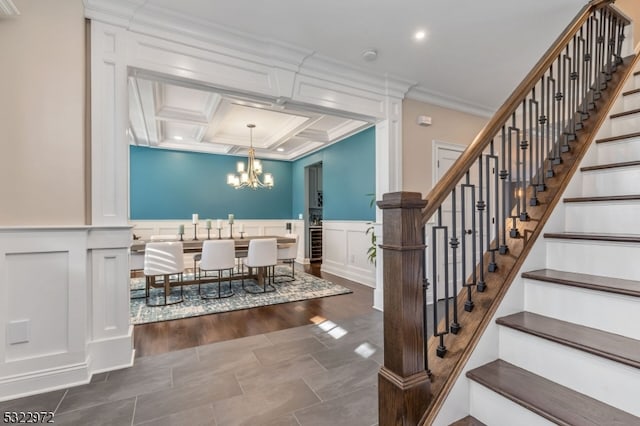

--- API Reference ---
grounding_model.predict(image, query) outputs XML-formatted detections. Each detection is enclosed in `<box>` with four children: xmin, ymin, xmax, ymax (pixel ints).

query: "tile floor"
<box><xmin>0</xmin><ymin>311</ymin><xmax>384</xmax><ymax>426</ymax></box>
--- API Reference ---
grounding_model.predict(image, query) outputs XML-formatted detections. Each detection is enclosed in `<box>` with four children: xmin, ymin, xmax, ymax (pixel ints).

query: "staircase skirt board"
<box><xmin>467</xmin><ymin>360</ymin><xmax>640</xmax><ymax>425</ymax></box>
<box><xmin>524</xmin><ymin>278</ymin><xmax>640</xmax><ymax>340</ymax></box>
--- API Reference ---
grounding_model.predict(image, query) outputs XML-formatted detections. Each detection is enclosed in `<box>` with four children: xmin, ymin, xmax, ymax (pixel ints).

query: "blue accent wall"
<box><xmin>130</xmin><ymin>126</ymin><xmax>375</xmax><ymax>221</ymax></box>
<box><xmin>292</xmin><ymin>126</ymin><xmax>376</xmax><ymax>221</ymax></box>
<box><xmin>129</xmin><ymin>146</ymin><xmax>293</xmax><ymax>220</ymax></box>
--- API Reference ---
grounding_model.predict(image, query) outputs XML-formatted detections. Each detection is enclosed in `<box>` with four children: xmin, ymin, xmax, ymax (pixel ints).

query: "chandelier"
<box><xmin>227</xmin><ymin>124</ymin><xmax>274</xmax><ymax>189</ymax></box>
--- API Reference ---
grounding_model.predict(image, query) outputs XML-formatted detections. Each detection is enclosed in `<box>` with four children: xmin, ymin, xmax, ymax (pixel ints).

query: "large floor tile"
<box><xmin>57</xmin><ymin>365</ymin><xmax>172</xmax><ymax>414</ymax></box>
<box><xmin>263</xmin><ymin>324</ymin><xmax>320</xmax><ymax>345</ymax></box>
<box><xmin>235</xmin><ymin>354</ymin><xmax>326</xmax><ymax>393</ymax></box>
<box><xmin>197</xmin><ymin>334</ymin><xmax>273</xmax><ymax>362</ymax></box>
<box><xmin>311</xmin><ymin>341</ymin><xmax>383</xmax><ymax>370</ymax></box>
<box><xmin>252</xmin><ymin>337</ymin><xmax>326</xmax><ymax>366</ymax></box>
<box><xmin>293</xmin><ymin>386</ymin><xmax>378</xmax><ymax>426</ymax></box>
<box><xmin>135</xmin><ymin>403</ymin><xmax>216</xmax><ymax>426</ymax></box>
<box><xmin>172</xmin><ymin>351</ymin><xmax>260</xmax><ymax>388</ymax></box>
<box><xmin>0</xmin><ymin>389</ymin><xmax>66</xmax><ymax>413</ymax></box>
<box><xmin>134</xmin><ymin>372</ymin><xmax>242</xmax><ymax>424</ymax></box>
<box><xmin>53</xmin><ymin>397</ymin><xmax>135</xmax><ymax>426</ymax></box>
<box><xmin>212</xmin><ymin>379</ymin><xmax>320</xmax><ymax>426</ymax></box>
<box><xmin>302</xmin><ymin>358</ymin><xmax>378</xmax><ymax>401</ymax></box>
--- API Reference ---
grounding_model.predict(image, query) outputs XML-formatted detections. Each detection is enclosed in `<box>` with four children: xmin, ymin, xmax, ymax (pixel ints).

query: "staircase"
<box><xmin>457</xmin><ymin>69</ymin><xmax>640</xmax><ymax>425</ymax></box>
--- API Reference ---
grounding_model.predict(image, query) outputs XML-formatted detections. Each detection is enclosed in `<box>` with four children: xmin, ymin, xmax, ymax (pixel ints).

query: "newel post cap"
<box><xmin>377</xmin><ymin>192</ymin><xmax>427</xmax><ymax>210</ymax></box>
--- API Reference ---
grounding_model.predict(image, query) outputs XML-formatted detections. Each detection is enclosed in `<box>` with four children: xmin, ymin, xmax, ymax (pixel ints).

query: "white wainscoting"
<box><xmin>0</xmin><ymin>227</ymin><xmax>133</xmax><ymax>401</ymax></box>
<box><xmin>129</xmin><ymin>219</ymin><xmax>306</xmax><ymax>265</ymax></box>
<box><xmin>321</xmin><ymin>221</ymin><xmax>376</xmax><ymax>288</ymax></box>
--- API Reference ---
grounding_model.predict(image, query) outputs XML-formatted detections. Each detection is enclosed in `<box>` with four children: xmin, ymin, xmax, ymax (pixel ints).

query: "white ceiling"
<box><xmin>126</xmin><ymin>0</ymin><xmax>589</xmax><ymax>159</ymax></box>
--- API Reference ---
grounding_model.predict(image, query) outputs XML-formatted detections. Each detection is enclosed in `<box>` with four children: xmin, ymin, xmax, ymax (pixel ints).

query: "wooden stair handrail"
<box><xmin>421</xmin><ymin>0</ymin><xmax>628</xmax><ymax>225</ymax></box>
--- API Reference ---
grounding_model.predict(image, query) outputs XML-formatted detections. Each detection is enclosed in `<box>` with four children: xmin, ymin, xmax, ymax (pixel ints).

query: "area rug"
<box><xmin>130</xmin><ymin>266</ymin><xmax>352</xmax><ymax>325</ymax></box>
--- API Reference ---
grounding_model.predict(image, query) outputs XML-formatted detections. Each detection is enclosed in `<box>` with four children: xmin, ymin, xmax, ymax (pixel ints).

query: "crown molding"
<box><xmin>0</xmin><ymin>0</ymin><xmax>19</xmax><ymax>16</ymax></box>
<box><xmin>406</xmin><ymin>85</ymin><xmax>495</xmax><ymax>118</ymax></box>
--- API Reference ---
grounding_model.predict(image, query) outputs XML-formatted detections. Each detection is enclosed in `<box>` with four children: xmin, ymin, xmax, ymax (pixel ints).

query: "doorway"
<box><xmin>305</xmin><ymin>162</ymin><xmax>323</xmax><ymax>263</ymax></box>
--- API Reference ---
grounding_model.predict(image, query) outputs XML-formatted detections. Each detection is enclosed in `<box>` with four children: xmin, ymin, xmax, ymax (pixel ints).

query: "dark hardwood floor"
<box><xmin>133</xmin><ymin>262</ymin><xmax>376</xmax><ymax>357</ymax></box>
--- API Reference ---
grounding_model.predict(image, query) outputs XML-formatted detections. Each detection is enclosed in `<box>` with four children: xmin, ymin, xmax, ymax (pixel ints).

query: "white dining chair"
<box><xmin>276</xmin><ymin>233</ymin><xmax>299</xmax><ymax>282</ymax></box>
<box><xmin>144</xmin><ymin>241</ymin><xmax>185</xmax><ymax>306</ymax></box>
<box><xmin>197</xmin><ymin>240</ymin><xmax>236</xmax><ymax>299</ymax></box>
<box><xmin>243</xmin><ymin>238</ymin><xmax>277</xmax><ymax>293</ymax></box>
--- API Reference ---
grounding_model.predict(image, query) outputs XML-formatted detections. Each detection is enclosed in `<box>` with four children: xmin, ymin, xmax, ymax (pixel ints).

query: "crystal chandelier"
<box><xmin>227</xmin><ymin>124</ymin><xmax>274</xmax><ymax>189</ymax></box>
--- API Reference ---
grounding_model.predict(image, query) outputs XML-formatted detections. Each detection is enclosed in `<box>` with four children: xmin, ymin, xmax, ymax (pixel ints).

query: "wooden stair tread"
<box><xmin>544</xmin><ymin>232</ymin><xmax>640</xmax><ymax>243</ymax></box>
<box><xmin>522</xmin><ymin>268</ymin><xmax>640</xmax><ymax>298</ymax></box>
<box><xmin>449</xmin><ymin>415</ymin><xmax>487</xmax><ymax>426</ymax></box>
<box><xmin>564</xmin><ymin>194</ymin><xmax>640</xmax><ymax>203</ymax></box>
<box><xmin>497</xmin><ymin>312</ymin><xmax>640</xmax><ymax>369</ymax></box>
<box><xmin>466</xmin><ymin>359</ymin><xmax>640</xmax><ymax>425</ymax></box>
<box><xmin>623</xmin><ymin>88</ymin><xmax>640</xmax><ymax>96</ymax></box>
<box><xmin>581</xmin><ymin>160</ymin><xmax>640</xmax><ymax>171</ymax></box>
<box><xmin>610</xmin><ymin>108</ymin><xmax>640</xmax><ymax>119</ymax></box>
<box><xmin>596</xmin><ymin>131</ymin><xmax>640</xmax><ymax>143</ymax></box>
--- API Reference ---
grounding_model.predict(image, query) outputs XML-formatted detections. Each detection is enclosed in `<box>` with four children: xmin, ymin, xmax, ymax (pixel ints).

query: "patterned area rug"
<box><xmin>130</xmin><ymin>266</ymin><xmax>352</xmax><ymax>325</ymax></box>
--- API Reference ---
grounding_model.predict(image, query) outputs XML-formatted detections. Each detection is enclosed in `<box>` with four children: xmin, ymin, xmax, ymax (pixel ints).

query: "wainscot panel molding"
<box><xmin>321</xmin><ymin>221</ymin><xmax>376</xmax><ymax>288</ymax></box>
<box><xmin>0</xmin><ymin>227</ymin><xmax>133</xmax><ymax>401</ymax></box>
<box><xmin>130</xmin><ymin>219</ymin><xmax>306</xmax><ymax>265</ymax></box>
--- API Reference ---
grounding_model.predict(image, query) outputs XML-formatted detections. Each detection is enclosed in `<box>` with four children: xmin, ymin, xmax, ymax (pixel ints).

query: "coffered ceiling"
<box><xmin>128</xmin><ymin>74</ymin><xmax>370</xmax><ymax>160</ymax></box>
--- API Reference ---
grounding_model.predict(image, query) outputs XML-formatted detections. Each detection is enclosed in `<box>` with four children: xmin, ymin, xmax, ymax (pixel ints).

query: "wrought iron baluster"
<box><xmin>529</xmin><ymin>88</ymin><xmax>540</xmax><ymax>206</ymax></box>
<box><xmin>461</xmin><ymin>172</ymin><xmax>475</xmax><ymax>312</ymax></box>
<box><xmin>520</xmin><ymin>99</ymin><xmax>530</xmax><ymax>221</ymax></box>
<box><xmin>477</xmin><ymin>155</ymin><xmax>486</xmax><ymax>292</ymax></box>
<box><xmin>508</xmin><ymin>115</ymin><xmax>520</xmax><ymax>238</ymax></box>
<box><xmin>421</xmin><ymin>224</ymin><xmax>430</xmax><ymax>375</ymax></box>
<box><xmin>487</xmin><ymin>140</ymin><xmax>499</xmax><ymax>272</ymax></box>
<box><xmin>432</xmin><ymin>207</ymin><xmax>449</xmax><ymax>358</ymax></box>
<box><xmin>499</xmin><ymin>126</ymin><xmax>509</xmax><ymax>255</ymax></box>
<box><xmin>450</xmin><ymin>188</ymin><xmax>460</xmax><ymax>334</ymax></box>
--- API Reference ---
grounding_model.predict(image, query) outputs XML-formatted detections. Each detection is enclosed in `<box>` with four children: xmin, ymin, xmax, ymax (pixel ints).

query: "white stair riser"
<box><xmin>564</xmin><ymin>202</ymin><xmax>640</xmax><ymax>233</ymax></box>
<box><xmin>595</xmin><ymin>137</ymin><xmax>640</xmax><ymax>164</ymax></box>
<box><xmin>623</xmin><ymin>93</ymin><xmax>640</xmax><ymax>111</ymax></box>
<box><xmin>611</xmin><ymin>113</ymin><xmax>640</xmax><ymax>135</ymax></box>
<box><xmin>499</xmin><ymin>327</ymin><xmax>640</xmax><ymax>417</ymax></box>
<box><xmin>581</xmin><ymin>167</ymin><xmax>640</xmax><ymax>196</ymax></box>
<box><xmin>545</xmin><ymin>240</ymin><xmax>640</xmax><ymax>281</ymax></box>
<box><xmin>469</xmin><ymin>381</ymin><xmax>555</xmax><ymax>426</ymax></box>
<box><xmin>524</xmin><ymin>279</ymin><xmax>640</xmax><ymax>340</ymax></box>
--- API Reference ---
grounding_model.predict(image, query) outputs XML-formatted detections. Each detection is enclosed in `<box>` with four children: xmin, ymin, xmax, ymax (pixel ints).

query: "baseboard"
<box><xmin>321</xmin><ymin>261</ymin><xmax>375</xmax><ymax>287</ymax></box>
<box><xmin>86</xmin><ymin>326</ymin><xmax>135</xmax><ymax>374</ymax></box>
<box><xmin>0</xmin><ymin>361</ymin><xmax>90</xmax><ymax>402</ymax></box>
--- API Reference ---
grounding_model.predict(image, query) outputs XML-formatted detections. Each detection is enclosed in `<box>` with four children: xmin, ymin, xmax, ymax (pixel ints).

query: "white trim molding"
<box><xmin>321</xmin><ymin>221</ymin><xmax>376</xmax><ymax>288</ymax></box>
<box><xmin>0</xmin><ymin>227</ymin><xmax>133</xmax><ymax>401</ymax></box>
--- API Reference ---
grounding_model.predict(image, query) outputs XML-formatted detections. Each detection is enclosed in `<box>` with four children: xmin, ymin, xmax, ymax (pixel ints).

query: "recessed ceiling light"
<box><xmin>174</xmin><ymin>136</ymin><xmax>183</xmax><ymax>140</ymax></box>
<box><xmin>414</xmin><ymin>30</ymin><xmax>426</xmax><ymax>41</ymax></box>
<box><xmin>276</xmin><ymin>148</ymin><xmax>285</xmax><ymax>152</ymax></box>
<box><xmin>361</xmin><ymin>49</ymin><xmax>378</xmax><ymax>62</ymax></box>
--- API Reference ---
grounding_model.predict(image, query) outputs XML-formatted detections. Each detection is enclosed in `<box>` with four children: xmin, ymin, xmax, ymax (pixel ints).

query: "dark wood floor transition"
<box><xmin>133</xmin><ymin>263</ymin><xmax>376</xmax><ymax>357</ymax></box>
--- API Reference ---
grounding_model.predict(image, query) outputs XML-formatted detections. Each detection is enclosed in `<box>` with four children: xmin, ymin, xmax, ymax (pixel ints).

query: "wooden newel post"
<box><xmin>377</xmin><ymin>192</ymin><xmax>431</xmax><ymax>425</ymax></box>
